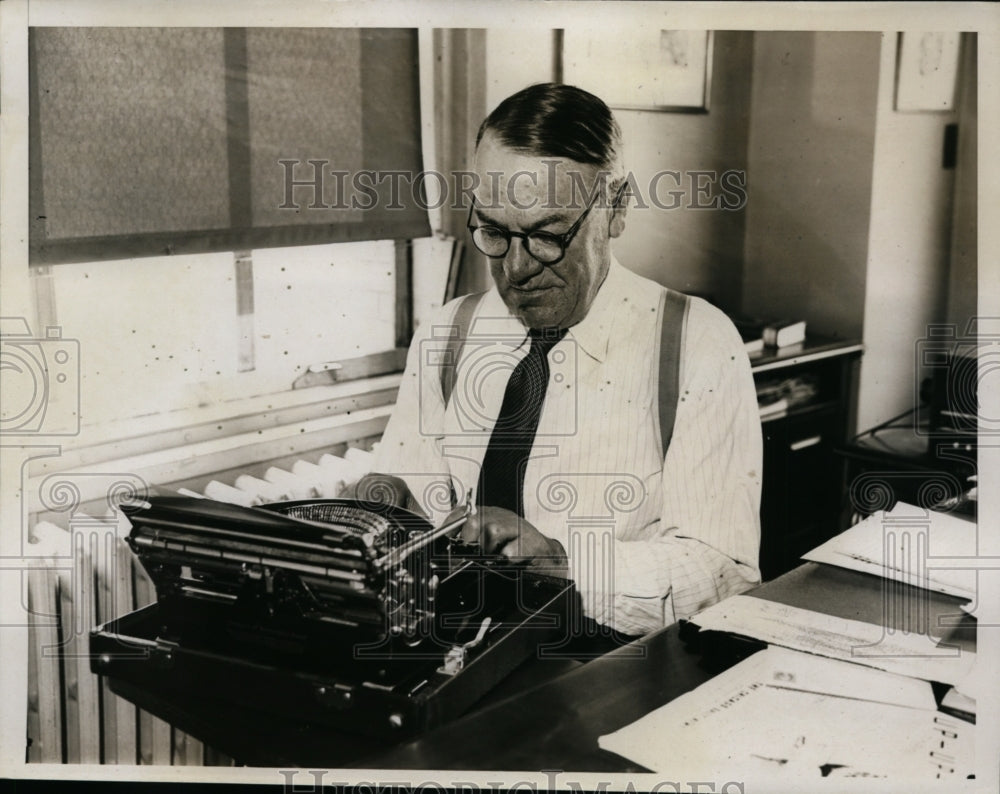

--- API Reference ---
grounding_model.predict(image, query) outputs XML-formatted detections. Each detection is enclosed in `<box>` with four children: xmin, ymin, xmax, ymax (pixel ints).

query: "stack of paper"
<box><xmin>802</xmin><ymin>502</ymin><xmax>977</xmax><ymax>600</ymax></box>
<box><xmin>692</xmin><ymin>595</ymin><xmax>975</xmax><ymax>687</ymax></box>
<box><xmin>942</xmin><ymin>654</ymin><xmax>983</xmax><ymax>721</ymax></box>
<box><xmin>599</xmin><ymin>646</ymin><xmax>972</xmax><ymax>781</ymax></box>
<box><xmin>412</xmin><ymin>236</ymin><xmax>461</xmax><ymax>332</ymax></box>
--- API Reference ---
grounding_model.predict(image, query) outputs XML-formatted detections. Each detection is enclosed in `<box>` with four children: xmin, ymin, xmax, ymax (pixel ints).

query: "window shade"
<box><xmin>29</xmin><ymin>27</ymin><xmax>430</xmax><ymax>265</ymax></box>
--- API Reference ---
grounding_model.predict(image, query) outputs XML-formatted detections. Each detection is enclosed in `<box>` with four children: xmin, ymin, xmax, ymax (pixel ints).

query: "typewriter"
<box><xmin>90</xmin><ymin>493</ymin><xmax>576</xmax><ymax>741</ymax></box>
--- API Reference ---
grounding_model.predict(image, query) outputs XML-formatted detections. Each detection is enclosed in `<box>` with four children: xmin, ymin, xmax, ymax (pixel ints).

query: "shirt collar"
<box><xmin>479</xmin><ymin>256</ymin><xmax>625</xmax><ymax>362</ymax></box>
<box><xmin>564</xmin><ymin>256</ymin><xmax>626</xmax><ymax>363</ymax></box>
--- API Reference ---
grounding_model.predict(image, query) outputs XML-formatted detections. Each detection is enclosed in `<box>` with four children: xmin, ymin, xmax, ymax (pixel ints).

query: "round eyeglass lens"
<box><xmin>526</xmin><ymin>234</ymin><xmax>563</xmax><ymax>263</ymax></box>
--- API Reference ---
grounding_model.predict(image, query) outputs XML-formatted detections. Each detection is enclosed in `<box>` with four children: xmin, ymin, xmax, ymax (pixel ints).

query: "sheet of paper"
<box><xmin>411</xmin><ymin>235</ymin><xmax>456</xmax><ymax>332</ymax></box>
<box><xmin>599</xmin><ymin>646</ymin><xmax>963</xmax><ymax>781</ymax></box>
<box><xmin>802</xmin><ymin>502</ymin><xmax>977</xmax><ymax>600</ymax></box>
<box><xmin>950</xmin><ymin>653</ymin><xmax>986</xmax><ymax>706</ymax></box>
<box><xmin>693</xmin><ymin>595</ymin><xmax>976</xmax><ymax>687</ymax></box>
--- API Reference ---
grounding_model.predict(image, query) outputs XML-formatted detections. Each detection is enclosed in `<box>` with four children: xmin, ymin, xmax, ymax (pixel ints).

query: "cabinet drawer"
<box><xmin>760</xmin><ymin>410</ymin><xmax>842</xmax><ymax>579</ymax></box>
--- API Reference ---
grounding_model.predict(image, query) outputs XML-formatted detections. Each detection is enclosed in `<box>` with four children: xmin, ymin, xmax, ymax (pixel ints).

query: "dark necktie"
<box><xmin>477</xmin><ymin>327</ymin><xmax>568</xmax><ymax>516</ymax></box>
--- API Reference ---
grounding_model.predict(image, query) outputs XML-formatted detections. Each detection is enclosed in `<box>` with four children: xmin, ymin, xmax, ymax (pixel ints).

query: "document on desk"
<box><xmin>692</xmin><ymin>595</ymin><xmax>976</xmax><ymax>686</ymax></box>
<box><xmin>598</xmin><ymin>646</ymin><xmax>972</xmax><ymax>780</ymax></box>
<box><xmin>802</xmin><ymin>502</ymin><xmax>977</xmax><ymax>600</ymax></box>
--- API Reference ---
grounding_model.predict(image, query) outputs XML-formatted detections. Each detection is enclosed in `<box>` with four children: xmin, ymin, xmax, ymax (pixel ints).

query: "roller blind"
<box><xmin>29</xmin><ymin>27</ymin><xmax>429</xmax><ymax>265</ymax></box>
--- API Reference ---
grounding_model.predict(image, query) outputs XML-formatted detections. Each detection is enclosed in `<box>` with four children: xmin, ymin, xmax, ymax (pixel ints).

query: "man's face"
<box><xmin>472</xmin><ymin>133</ymin><xmax>625</xmax><ymax>330</ymax></box>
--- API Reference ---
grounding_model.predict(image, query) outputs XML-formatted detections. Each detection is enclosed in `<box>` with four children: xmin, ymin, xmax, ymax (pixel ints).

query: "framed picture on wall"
<box><xmin>894</xmin><ymin>31</ymin><xmax>961</xmax><ymax>112</ymax></box>
<box><xmin>562</xmin><ymin>29</ymin><xmax>713</xmax><ymax>112</ymax></box>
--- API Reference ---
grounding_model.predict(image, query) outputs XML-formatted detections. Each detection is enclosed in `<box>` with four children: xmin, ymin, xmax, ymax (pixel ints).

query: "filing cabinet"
<box><xmin>751</xmin><ymin>340</ymin><xmax>863</xmax><ymax>580</ymax></box>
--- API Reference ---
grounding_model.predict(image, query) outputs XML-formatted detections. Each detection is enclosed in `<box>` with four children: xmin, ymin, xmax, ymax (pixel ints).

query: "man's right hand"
<box><xmin>456</xmin><ymin>505</ymin><xmax>569</xmax><ymax>577</ymax></box>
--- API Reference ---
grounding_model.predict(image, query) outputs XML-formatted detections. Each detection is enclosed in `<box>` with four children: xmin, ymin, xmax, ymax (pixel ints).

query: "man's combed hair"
<box><xmin>476</xmin><ymin>83</ymin><xmax>623</xmax><ymax>174</ymax></box>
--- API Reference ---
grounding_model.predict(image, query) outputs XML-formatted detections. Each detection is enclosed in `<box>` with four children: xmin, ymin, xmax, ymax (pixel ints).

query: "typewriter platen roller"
<box><xmin>90</xmin><ymin>494</ymin><xmax>577</xmax><ymax>741</ymax></box>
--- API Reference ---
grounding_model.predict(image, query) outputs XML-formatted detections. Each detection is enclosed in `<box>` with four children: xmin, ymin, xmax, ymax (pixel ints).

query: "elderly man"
<box><xmin>367</xmin><ymin>83</ymin><xmax>761</xmax><ymax>637</ymax></box>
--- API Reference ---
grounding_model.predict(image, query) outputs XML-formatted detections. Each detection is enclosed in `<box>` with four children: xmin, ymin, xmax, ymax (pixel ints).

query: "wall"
<box><xmin>482</xmin><ymin>29</ymin><xmax>753</xmax><ymax>313</ymax></box>
<box><xmin>434</xmin><ymin>28</ymin><xmax>489</xmax><ymax>295</ymax></box>
<box><xmin>741</xmin><ymin>31</ymin><xmax>969</xmax><ymax>433</ymax></box>
<box><xmin>485</xmin><ymin>28</ymin><xmax>555</xmax><ymax>111</ymax></box>
<box><xmin>946</xmin><ymin>34</ymin><xmax>978</xmax><ymax>336</ymax></box>
<box><xmin>856</xmin><ymin>34</ymin><xmax>960</xmax><ymax>431</ymax></box>
<box><xmin>742</xmin><ymin>32</ymin><xmax>883</xmax><ymax>340</ymax></box>
<box><xmin>613</xmin><ymin>31</ymin><xmax>753</xmax><ymax>312</ymax></box>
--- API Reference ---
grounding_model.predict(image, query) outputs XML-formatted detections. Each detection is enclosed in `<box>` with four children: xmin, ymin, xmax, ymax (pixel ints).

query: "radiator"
<box><xmin>24</xmin><ymin>380</ymin><xmax>390</xmax><ymax>765</ymax></box>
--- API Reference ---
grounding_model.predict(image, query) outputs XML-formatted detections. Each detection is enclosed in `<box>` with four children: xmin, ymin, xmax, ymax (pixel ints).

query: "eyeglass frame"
<box><xmin>465</xmin><ymin>182</ymin><xmax>626</xmax><ymax>266</ymax></box>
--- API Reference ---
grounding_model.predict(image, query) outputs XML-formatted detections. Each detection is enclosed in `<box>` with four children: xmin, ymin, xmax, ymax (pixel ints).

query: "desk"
<box><xmin>366</xmin><ymin>562</ymin><xmax>974</xmax><ymax>771</ymax></box>
<box><xmin>104</xmin><ymin>643</ymin><xmax>583</xmax><ymax>768</ymax></box>
<box><xmin>365</xmin><ymin>621</ymin><xmax>710</xmax><ymax>771</ymax></box>
<box><xmin>836</xmin><ymin>427</ymin><xmax>977</xmax><ymax>523</ymax></box>
<box><xmin>105</xmin><ymin>561</ymin><xmax>974</xmax><ymax>769</ymax></box>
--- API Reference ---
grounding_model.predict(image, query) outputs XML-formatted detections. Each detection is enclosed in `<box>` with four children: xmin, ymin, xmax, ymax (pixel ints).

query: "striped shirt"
<box><xmin>374</xmin><ymin>259</ymin><xmax>762</xmax><ymax>635</ymax></box>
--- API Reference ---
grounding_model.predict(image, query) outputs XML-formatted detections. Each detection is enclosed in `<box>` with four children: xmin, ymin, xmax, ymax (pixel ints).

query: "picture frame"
<box><xmin>894</xmin><ymin>31</ymin><xmax>962</xmax><ymax>112</ymax></box>
<box><xmin>562</xmin><ymin>29</ymin><xmax>713</xmax><ymax>112</ymax></box>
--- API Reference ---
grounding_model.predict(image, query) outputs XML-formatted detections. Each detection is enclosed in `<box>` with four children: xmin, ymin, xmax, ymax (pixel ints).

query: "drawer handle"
<box><xmin>789</xmin><ymin>434</ymin><xmax>822</xmax><ymax>452</ymax></box>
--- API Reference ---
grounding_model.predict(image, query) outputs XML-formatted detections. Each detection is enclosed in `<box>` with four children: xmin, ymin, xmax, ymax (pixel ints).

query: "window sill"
<box><xmin>28</xmin><ymin>372</ymin><xmax>403</xmax><ymax>484</ymax></box>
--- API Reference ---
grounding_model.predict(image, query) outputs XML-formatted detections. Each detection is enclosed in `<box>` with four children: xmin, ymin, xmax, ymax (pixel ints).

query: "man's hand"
<box><xmin>458</xmin><ymin>506</ymin><xmax>568</xmax><ymax>577</ymax></box>
<box><xmin>342</xmin><ymin>473</ymin><xmax>427</xmax><ymax>517</ymax></box>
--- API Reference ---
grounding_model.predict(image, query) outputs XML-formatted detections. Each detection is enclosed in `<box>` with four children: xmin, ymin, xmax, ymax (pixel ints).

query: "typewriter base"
<box><xmin>91</xmin><ymin>568</ymin><xmax>576</xmax><ymax>760</ymax></box>
<box><xmin>102</xmin><ymin>648</ymin><xmax>583</xmax><ymax>767</ymax></box>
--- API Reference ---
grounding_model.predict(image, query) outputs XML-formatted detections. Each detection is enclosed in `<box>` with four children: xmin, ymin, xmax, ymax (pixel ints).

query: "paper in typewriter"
<box><xmin>598</xmin><ymin>646</ymin><xmax>973</xmax><ymax>781</ymax></box>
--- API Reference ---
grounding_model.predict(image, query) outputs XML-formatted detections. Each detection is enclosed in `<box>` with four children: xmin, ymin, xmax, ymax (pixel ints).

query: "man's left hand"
<box><xmin>459</xmin><ymin>506</ymin><xmax>568</xmax><ymax>577</ymax></box>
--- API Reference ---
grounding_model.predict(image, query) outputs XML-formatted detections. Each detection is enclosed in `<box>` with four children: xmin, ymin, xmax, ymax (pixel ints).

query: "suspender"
<box><xmin>439</xmin><ymin>290</ymin><xmax>487</xmax><ymax>410</ymax></box>
<box><xmin>439</xmin><ymin>288</ymin><xmax>690</xmax><ymax>458</ymax></box>
<box><xmin>656</xmin><ymin>288</ymin><xmax>690</xmax><ymax>457</ymax></box>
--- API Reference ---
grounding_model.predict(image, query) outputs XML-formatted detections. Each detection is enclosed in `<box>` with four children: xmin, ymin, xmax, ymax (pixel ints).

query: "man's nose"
<box><xmin>503</xmin><ymin>237</ymin><xmax>544</xmax><ymax>285</ymax></box>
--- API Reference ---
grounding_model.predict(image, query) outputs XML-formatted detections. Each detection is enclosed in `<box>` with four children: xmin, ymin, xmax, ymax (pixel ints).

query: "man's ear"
<box><xmin>608</xmin><ymin>193</ymin><xmax>628</xmax><ymax>238</ymax></box>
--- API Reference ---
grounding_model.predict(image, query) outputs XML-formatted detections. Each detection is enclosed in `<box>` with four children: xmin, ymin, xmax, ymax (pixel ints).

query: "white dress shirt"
<box><xmin>374</xmin><ymin>258</ymin><xmax>762</xmax><ymax>635</ymax></box>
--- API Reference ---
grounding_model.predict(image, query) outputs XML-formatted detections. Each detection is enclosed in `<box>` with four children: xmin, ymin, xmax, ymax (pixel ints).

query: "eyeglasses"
<box><xmin>466</xmin><ymin>185</ymin><xmax>623</xmax><ymax>266</ymax></box>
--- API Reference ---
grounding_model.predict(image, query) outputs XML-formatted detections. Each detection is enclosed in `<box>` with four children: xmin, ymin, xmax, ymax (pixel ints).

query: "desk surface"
<box><xmin>838</xmin><ymin>427</ymin><xmax>977</xmax><ymax>470</ymax></box>
<box><xmin>836</xmin><ymin>429</ymin><xmax>978</xmax><ymax>520</ymax></box>
<box><xmin>363</xmin><ymin>621</ymin><xmax>709</xmax><ymax>771</ymax></box>
<box><xmin>107</xmin><ymin>561</ymin><xmax>975</xmax><ymax>769</ymax></box>
<box><xmin>367</xmin><ymin>562</ymin><xmax>975</xmax><ymax>771</ymax></box>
